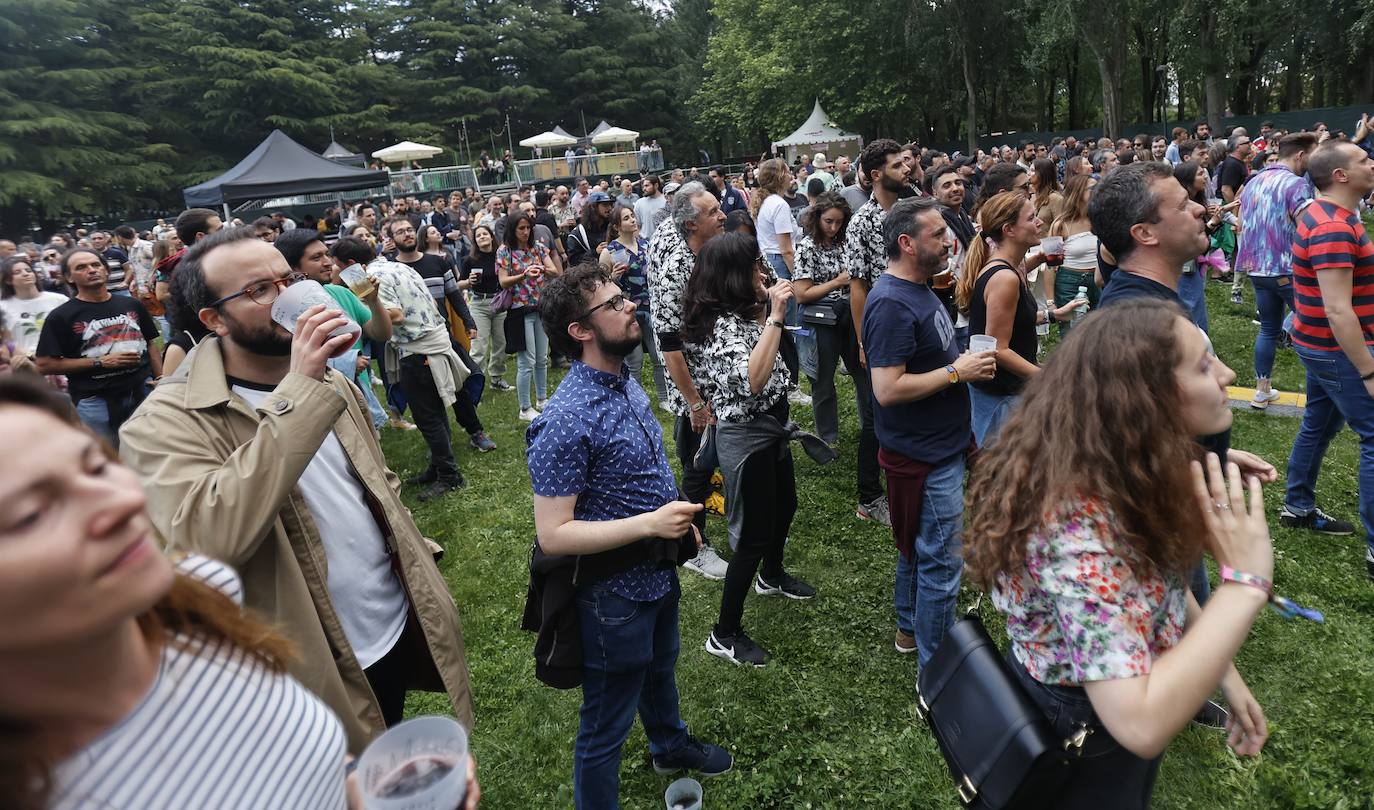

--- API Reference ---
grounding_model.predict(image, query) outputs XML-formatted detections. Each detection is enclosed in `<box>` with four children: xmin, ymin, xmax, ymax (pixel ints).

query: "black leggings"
<box><xmin>715</xmin><ymin>442</ymin><xmax>797</xmax><ymax>636</ymax></box>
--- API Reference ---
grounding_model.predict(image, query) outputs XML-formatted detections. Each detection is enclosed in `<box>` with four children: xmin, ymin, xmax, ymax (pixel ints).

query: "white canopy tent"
<box><xmin>772</xmin><ymin>99</ymin><xmax>863</xmax><ymax>165</ymax></box>
<box><xmin>371</xmin><ymin>140</ymin><xmax>444</xmax><ymax>164</ymax></box>
<box><xmin>590</xmin><ymin>125</ymin><xmax>640</xmax><ymax>146</ymax></box>
<box><xmin>519</xmin><ymin>130</ymin><xmax>577</xmax><ymax>149</ymax></box>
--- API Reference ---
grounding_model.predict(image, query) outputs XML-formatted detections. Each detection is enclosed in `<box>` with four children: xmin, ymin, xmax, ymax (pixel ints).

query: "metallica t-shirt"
<box><xmin>36</xmin><ymin>295</ymin><xmax>159</xmax><ymax>400</ymax></box>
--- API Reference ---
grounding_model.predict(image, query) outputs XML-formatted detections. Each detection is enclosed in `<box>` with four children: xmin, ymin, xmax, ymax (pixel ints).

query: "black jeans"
<box><xmin>399</xmin><ymin>354</ymin><xmax>480</xmax><ymax>483</ymax></box>
<box><xmin>1009</xmin><ymin>650</ymin><xmax>1161</xmax><ymax>809</ymax></box>
<box><xmin>673</xmin><ymin>414</ymin><xmax>713</xmax><ymax>547</ymax></box>
<box><xmin>363</xmin><ymin>615</ymin><xmax>423</xmax><ymax>727</ymax></box>
<box><xmin>812</xmin><ymin>310</ymin><xmax>882</xmax><ymax>504</ymax></box>
<box><xmin>715</xmin><ymin>439</ymin><xmax>798</xmax><ymax>636</ymax></box>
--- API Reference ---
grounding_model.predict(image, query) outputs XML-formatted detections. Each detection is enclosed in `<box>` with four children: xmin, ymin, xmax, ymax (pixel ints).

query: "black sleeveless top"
<box><xmin>968</xmin><ymin>260</ymin><xmax>1038</xmax><ymax>396</ymax></box>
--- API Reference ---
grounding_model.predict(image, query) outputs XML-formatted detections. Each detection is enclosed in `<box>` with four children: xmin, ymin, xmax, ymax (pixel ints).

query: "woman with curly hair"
<box><xmin>963</xmin><ymin>299</ymin><xmax>1270</xmax><ymax>807</ymax></box>
<box><xmin>0</xmin><ymin>375</ymin><xmax>480</xmax><ymax>809</ymax></box>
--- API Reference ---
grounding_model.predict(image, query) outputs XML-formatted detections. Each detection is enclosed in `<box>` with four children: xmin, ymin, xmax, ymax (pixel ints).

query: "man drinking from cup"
<box><xmin>120</xmin><ymin>226</ymin><xmax>476</xmax><ymax>754</ymax></box>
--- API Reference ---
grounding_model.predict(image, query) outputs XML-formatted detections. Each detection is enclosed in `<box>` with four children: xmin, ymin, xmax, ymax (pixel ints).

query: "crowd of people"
<box><xmin>1</xmin><ymin>113</ymin><xmax>1372</xmax><ymax>809</ymax></box>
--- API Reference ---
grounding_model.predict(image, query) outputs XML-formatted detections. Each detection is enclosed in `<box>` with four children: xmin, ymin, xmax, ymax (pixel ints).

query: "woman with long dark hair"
<box><xmin>964</xmin><ymin>300</ymin><xmax>1269</xmax><ymax>808</ymax></box>
<box><xmin>499</xmin><ymin>210</ymin><xmax>560</xmax><ymax>420</ymax></box>
<box><xmin>0</xmin><ymin>256</ymin><xmax>68</xmax><ymax>360</ymax></box>
<box><xmin>681</xmin><ymin>232</ymin><xmax>816</xmax><ymax>668</ymax></box>
<box><xmin>0</xmin><ymin>374</ymin><xmax>483</xmax><ymax>810</ymax></box>
<box><xmin>463</xmin><ymin>224</ymin><xmax>509</xmax><ymax>389</ymax></box>
<box><xmin>598</xmin><ymin>203</ymin><xmax>668</xmax><ymax>402</ymax></box>
<box><xmin>956</xmin><ymin>191</ymin><xmax>1080</xmax><ymax>444</ymax></box>
<box><xmin>1031</xmin><ymin>157</ymin><xmax>1064</xmax><ymax>234</ymax></box>
<box><xmin>1172</xmin><ymin>160</ymin><xmax>1225</xmax><ymax>332</ymax></box>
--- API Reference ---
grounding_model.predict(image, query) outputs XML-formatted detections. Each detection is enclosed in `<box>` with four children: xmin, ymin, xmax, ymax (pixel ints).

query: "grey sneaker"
<box><xmin>469</xmin><ymin>431</ymin><xmax>497</xmax><ymax>452</ymax></box>
<box><xmin>857</xmin><ymin>496</ymin><xmax>892</xmax><ymax>527</ymax></box>
<box><xmin>683</xmin><ymin>543</ymin><xmax>729</xmax><ymax>580</ymax></box>
<box><xmin>787</xmin><ymin>389</ymin><xmax>812</xmax><ymax>406</ymax></box>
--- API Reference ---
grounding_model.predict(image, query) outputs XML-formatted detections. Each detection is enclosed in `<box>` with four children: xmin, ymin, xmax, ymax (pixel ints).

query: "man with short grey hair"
<box><xmin>647</xmin><ymin>182</ymin><xmax>729</xmax><ymax>579</ymax></box>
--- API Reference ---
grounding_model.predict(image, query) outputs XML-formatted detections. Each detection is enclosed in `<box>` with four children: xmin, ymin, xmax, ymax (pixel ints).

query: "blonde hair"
<box><xmin>956</xmin><ymin>191</ymin><xmax>1030</xmax><ymax>313</ymax></box>
<box><xmin>751</xmin><ymin>158</ymin><xmax>792</xmax><ymax>218</ymax></box>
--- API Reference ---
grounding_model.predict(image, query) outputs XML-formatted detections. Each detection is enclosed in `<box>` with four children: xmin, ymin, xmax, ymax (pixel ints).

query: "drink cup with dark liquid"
<box><xmin>1040</xmin><ymin>236</ymin><xmax>1064</xmax><ymax>267</ymax></box>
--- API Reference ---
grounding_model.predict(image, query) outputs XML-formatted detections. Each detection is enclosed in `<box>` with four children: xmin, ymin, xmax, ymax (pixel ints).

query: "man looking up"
<box><xmin>1283</xmin><ymin>140</ymin><xmax>1374</xmax><ymax>577</ymax></box>
<box><xmin>35</xmin><ymin>248</ymin><xmax>163</xmax><ymax>445</ymax></box>
<box><xmin>864</xmin><ymin>197</ymin><xmax>995</xmax><ymax>661</ymax></box>
<box><xmin>527</xmin><ymin>263</ymin><xmax>732</xmax><ymax>809</ymax></box>
<box><xmin>89</xmin><ymin>230</ymin><xmax>134</xmax><ymax>293</ymax></box>
<box><xmin>647</xmin><ymin>181</ymin><xmax>730</xmax><ymax>580</ymax></box>
<box><xmin>120</xmin><ymin>227</ymin><xmax>474</xmax><ymax>751</ymax></box>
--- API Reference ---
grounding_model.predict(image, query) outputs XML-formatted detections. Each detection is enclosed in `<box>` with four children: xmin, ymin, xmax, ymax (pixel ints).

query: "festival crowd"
<box><xmin>1</xmin><ymin>113</ymin><xmax>1373</xmax><ymax>809</ymax></box>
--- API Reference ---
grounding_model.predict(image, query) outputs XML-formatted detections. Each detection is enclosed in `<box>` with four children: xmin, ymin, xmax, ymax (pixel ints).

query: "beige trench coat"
<box><xmin>120</xmin><ymin>338</ymin><xmax>473</xmax><ymax>753</ymax></box>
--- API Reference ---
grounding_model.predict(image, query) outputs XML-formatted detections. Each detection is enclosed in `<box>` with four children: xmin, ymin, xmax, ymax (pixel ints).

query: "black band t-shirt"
<box><xmin>36</xmin><ymin>295</ymin><xmax>158</xmax><ymax>400</ymax></box>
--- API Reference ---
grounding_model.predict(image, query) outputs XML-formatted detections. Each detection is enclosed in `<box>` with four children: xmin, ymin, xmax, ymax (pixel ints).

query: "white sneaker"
<box><xmin>787</xmin><ymin>389</ymin><xmax>812</xmax><ymax>406</ymax></box>
<box><xmin>1250</xmin><ymin>389</ymin><xmax>1280</xmax><ymax>410</ymax></box>
<box><xmin>659</xmin><ymin>400</ymin><xmax>676</xmax><ymax>414</ymax></box>
<box><xmin>683</xmin><ymin>544</ymin><xmax>729</xmax><ymax>580</ymax></box>
<box><xmin>518</xmin><ymin>407</ymin><xmax>541</xmax><ymax>422</ymax></box>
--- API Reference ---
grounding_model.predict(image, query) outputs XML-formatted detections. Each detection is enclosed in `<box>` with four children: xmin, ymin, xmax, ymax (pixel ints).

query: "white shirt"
<box><xmin>50</xmin><ymin>556</ymin><xmax>347</xmax><ymax>810</ymax></box>
<box><xmin>755</xmin><ymin>194</ymin><xmax>795</xmax><ymax>255</ymax></box>
<box><xmin>1</xmin><ymin>291</ymin><xmax>69</xmax><ymax>355</ymax></box>
<box><xmin>231</xmin><ymin>383</ymin><xmax>409</xmax><ymax>669</ymax></box>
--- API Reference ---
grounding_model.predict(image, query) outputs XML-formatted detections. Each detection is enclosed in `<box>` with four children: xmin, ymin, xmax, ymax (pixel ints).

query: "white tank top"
<box><xmin>1061</xmin><ymin>230</ymin><xmax>1099</xmax><ymax>270</ymax></box>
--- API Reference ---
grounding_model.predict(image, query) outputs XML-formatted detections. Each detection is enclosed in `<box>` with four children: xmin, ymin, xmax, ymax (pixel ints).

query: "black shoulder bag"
<box><xmin>915</xmin><ymin>598</ymin><xmax>1090</xmax><ymax>809</ymax></box>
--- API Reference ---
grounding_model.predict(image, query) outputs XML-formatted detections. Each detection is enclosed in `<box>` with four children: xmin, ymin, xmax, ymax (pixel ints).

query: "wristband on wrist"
<box><xmin>1362</xmin><ymin>368</ymin><xmax>1374</xmax><ymax>381</ymax></box>
<box><xmin>1219</xmin><ymin>565</ymin><xmax>1325</xmax><ymax>623</ymax></box>
<box><xmin>1219</xmin><ymin>565</ymin><xmax>1271</xmax><ymax>594</ymax></box>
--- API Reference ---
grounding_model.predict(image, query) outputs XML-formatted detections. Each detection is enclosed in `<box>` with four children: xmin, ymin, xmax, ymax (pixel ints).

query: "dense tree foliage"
<box><xmin>1</xmin><ymin>0</ymin><xmax>1370</xmax><ymax>233</ymax></box>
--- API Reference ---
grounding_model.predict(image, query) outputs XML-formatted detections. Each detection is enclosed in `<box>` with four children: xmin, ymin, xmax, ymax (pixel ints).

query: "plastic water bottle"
<box><xmin>1073</xmin><ymin>286</ymin><xmax>1089</xmax><ymax>323</ymax></box>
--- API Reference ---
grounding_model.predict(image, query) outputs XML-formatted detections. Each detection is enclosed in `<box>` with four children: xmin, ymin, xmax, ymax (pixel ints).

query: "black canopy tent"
<box><xmin>182</xmin><ymin>129</ymin><xmax>388</xmax><ymax>208</ymax></box>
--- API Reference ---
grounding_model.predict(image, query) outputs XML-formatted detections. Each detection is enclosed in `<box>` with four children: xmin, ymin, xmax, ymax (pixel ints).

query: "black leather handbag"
<box><xmin>800</xmin><ymin>300</ymin><xmax>841</xmax><ymax>328</ymax></box>
<box><xmin>916</xmin><ymin>607</ymin><xmax>1089</xmax><ymax>809</ymax></box>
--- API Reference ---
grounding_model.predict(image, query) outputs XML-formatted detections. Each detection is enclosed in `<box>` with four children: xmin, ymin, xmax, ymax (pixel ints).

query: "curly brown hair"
<box><xmin>963</xmin><ymin>299</ymin><xmax>1207</xmax><ymax>588</ymax></box>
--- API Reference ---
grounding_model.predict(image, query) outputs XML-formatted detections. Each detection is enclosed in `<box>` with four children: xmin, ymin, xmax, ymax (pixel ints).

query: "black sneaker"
<box><xmin>417</xmin><ymin>476</ymin><xmax>464</xmax><ymax>502</ymax></box>
<box><xmin>705</xmin><ymin>629</ymin><xmax>768</xmax><ymax>667</ymax></box>
<box><xmin>490</xmin><ymin>379</ymin><xmax>514</xmax><ymax>391</ymax></box>
<box><xmin>651</xmin><ymin>736</ymin><xmax>733</xmax><ymax>777</ymax></box>
<box><xmin>405</xmin><ymin>468</ymin><xmax>437</xmax><ymax>487</ymax></box>
<box><xmin>1192</xmin><ymin>699</ymin><xmax>1229</xmax><ymax>729</ymax></box>
<box><xmin>1279</xmin><ymin>505</ymin><xmax>1356</xmax><ymax>536</ymax></box>
<box><xmin>754</xmin><ymin>572</ymin><xmax>816</xmax><ymax>600</ymax></box>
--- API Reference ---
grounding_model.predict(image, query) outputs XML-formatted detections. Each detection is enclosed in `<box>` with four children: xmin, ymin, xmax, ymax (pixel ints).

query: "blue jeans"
<box><xmin>1176</xmin><ymin>268</ymin><xmax>1210</xmax><ymax>334</ymax></box>
<box><xmin>1286</xmin><ymin>344</ymin><xmax>1374</xmax><ymax>556</ymax></box>
<box><xmin>969</xmin><ymin>387</ymin><xmax>1019</xmax><ymax>447</ymax></box>
<box><xmin>574</xmin><ymin>579</ymin><xmax>690</xmax><ymax>810</ymax></box>
<box><xmin>626</xmin><ymin>309</ymin><xmax>668</xmax><ymax>402</ymax></box>
<box><xmin>1251</xmin><ymin>276</ymin><xmax>1295</xmax><ymax>381</ymax></box>
<box><xmin>76</xmin><ymin>387</ymin><xmax>147</xmax><ymax>448</ymax></box>
<box><xmin>894</xmin><ymin>454</ymin><xmax>965</xmax><ymax>666</ymax></box>
<box><xmin>517</xmin><ymin>310</ymin><xmax>549</xmax><ymax>409</ymax></box>
<box><xmin>766</xmin><ymin>252</ymin><xmax>817</xmax><ymax>379</ymax></box>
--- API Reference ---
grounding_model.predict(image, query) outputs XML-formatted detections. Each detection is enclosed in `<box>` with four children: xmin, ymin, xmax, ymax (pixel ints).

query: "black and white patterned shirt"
<box><xmin>694</xmin><ymin>313</ymin><xmax>790</xmax><ymax>423</ymax></box>
<box><xmin>844</xmin><ymin>197</ymin><xmax>889</xmax><ymax>285</ymax></box>
<box><xmin>793</xmin><ymin>235</ymin><xmax>849</xmax><ymax>303</ymax></box>
<box><xmin>647</xmin><ymin>219</ymin><xmax>705</xmax><ymax>415</ymax></box>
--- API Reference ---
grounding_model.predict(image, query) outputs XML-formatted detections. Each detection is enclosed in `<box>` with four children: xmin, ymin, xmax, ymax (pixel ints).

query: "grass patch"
<box><xmin>387</xmin><ymin>280</ymin><xmax>1374</xmax><ymax>808</ymax></box>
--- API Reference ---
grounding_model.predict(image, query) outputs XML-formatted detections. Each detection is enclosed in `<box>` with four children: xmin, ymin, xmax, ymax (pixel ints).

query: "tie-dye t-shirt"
<box><xmin>1235</xmin><ymin>164</ymin><xmax>1314</xmax><ymax>278</ymax></box>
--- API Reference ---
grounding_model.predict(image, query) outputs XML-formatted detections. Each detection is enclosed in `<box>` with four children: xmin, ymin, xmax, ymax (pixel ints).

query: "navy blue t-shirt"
<box><xmin>861</xmin><ymin>272</ymin><xmax>969</xmax><ymax>465</ymax></box>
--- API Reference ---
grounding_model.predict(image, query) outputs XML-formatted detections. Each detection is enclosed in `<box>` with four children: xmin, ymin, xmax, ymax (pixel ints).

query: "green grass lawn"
<box><xmin>386</xmin><ymin>281</ymin><xmax>1374</xmax><ymax>809</ymax></box>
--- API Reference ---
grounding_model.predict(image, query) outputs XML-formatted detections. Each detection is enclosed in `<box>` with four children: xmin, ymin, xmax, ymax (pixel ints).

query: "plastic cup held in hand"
<box><xmin>969</xmin><ymin>334</ymin><xmax>997</xmax><ymax>354</ymax></box>
<box><xmin>664</xmin><ymin>777</ymin><xmax>703</xmax><ymax>810</ymax></box>
<box><xmin>271</xmin><ymin>279</ymin><xmax>361</xmax><ymax>341</ymax></box>
<box><xmin>340</xmin><ymin>264</ymin><xmax>376</xmax><ymax>299</ymax></box>
<box><xmin>358</xmin><ymin>715</ymin><xmax>468</xmax><ymax>810</ymax></box>
<box><xmin>1040</xmin><ymin>235</ymin><xmax>1064</xmax><ymax>265</ymax></box>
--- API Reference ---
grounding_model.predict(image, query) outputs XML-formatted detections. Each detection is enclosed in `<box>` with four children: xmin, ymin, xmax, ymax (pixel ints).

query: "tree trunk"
<box><xmin>1077</xmin><ymin>12</ymin><xmax>1128</xmax><ymax>139</ymax></box>
<box><xmin>1044</xmin><ymin>67</ymin><xmax>1056</xmax><ymax>132</ymax></box>
<box><xmin>1067</xmin><ymin>41</ymin><xmax>1081</xmax><ymax>130</ymax></box>
<box><xmin>1284</xmin><ymin>41</ymin><xmax>1304</xmax><ymax>110</ymax></box>
<box><xmin>962</xmin><ymin>42</ymin><xmax>978</xmax><ymax>154</ymax></box>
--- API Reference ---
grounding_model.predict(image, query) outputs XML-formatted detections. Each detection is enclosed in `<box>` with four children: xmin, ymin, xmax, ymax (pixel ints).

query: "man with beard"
<box><xmin>387</xmin><ymin>218</ymin><xmax>495</xmax><ymax>455</ymax></box>
<box><xmin>846</xmin><ymin>139</ymin><xmax>909</xmax><ymax>369</ymax></box>
<box><xmin>930</xmin><ymin>165</ymin><xmax>975</xmax><ymax>341</ymax></box>
<box><xmin>567</xmin><ymin>190</ymin><xmax>613</xmax><ymax>267</ymax></box>
<box><xmin>119</xmin><ymin>226</ymin><xmax>475</xmax><ymax>751</ymax></box>
<box><xmin>863</xmin><ymin>197</ymin><xmax>996</xmax><ymax>662</ymax></box>
<box><xmin>525</xmin><ymin>262</ymin><xmax>732</xmax><ymax>807</ymax></box>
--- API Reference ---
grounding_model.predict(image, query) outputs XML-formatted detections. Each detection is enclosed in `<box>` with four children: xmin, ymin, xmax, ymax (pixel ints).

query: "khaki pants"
<box><xmin>469</xmin><ymin>294</ymin><xmax>507</xmax><ymax>381</ymax></box>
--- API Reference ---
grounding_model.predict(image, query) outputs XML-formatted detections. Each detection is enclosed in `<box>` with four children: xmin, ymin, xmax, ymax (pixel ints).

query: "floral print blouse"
<box><xmin>691</xmin><ymin>312</ymin><xmax>790</xmax><ymax>423</ymax></box>
<box><xmin>793</xmin><ymin>234</ymin><xmax>849</xmax><ymax>303</ymax></box>
<box><xmin>496</xmin><ymin>242</ymin><xmax>550</xmax><ymax>308</ymax></box>
<box><xmin>992</xmin><ymin>499</ymin><xmax>1188</xmax><ymax>686</ymax></box>
<box><xmin>607</xmin><ymin>236</ymin><xmax>652</xmax><ymax>307</ymax></box>
<box><xmin>843</xmin><ymin>197</ymin><xmax>889</xmax><ymax>285</ymax></box>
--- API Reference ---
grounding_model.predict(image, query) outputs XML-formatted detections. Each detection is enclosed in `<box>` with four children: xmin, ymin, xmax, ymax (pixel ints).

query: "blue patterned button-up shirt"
<box><xmin>526</xmin><ymin>360</ymin><xmax>678</xmax><ymax>600</ymax></box>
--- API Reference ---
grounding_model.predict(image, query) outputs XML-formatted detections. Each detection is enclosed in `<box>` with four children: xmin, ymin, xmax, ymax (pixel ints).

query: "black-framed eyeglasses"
<box><xmin>576</xmin><ymin>293</ymin><xmax>627</xmax><ymax>321</ymax></box>
<box><xmin>208</xmin><ymin>272</ymin><xmax>306</xmax><ymax>309</ymax></box>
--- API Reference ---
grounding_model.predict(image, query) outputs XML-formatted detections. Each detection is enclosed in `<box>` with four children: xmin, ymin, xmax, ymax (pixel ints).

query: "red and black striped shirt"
<box><xmin>1291</xmin><ymin>199</ymin><xmax>1374</xmax><ymax>351</ymax></box>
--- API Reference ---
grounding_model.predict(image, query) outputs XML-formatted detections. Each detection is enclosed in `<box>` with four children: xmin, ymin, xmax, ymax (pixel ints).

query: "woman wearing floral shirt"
<box><xmin>681</xmin><ymin>232</ymin><xmax>814</xmax><ymax>668</ymax></box>
<box><xmin>964</xmin><ymin>299</ymin><xmax>1272</xmax><ymax>808</ymax></box>
<box><xmin>498</xmin><ymin>211</ymin><xmax>559</xmax><ymax>420</ymax></box>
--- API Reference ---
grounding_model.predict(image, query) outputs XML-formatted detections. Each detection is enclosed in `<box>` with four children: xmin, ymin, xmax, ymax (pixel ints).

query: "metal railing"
<box><xmin>231</xmin><ymin>149</ymin><xmax>701</xmax><ymax>214</ymax></box>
